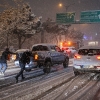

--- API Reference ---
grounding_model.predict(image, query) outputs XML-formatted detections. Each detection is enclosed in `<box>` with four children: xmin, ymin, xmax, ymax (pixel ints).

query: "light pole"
<box><xmin>58</xmin><ymin>3</ymin><xmax>63</xmax><ymax>7</ymax></box>
<box><xmin>58</xmin><ymin>2</ymin><xmax>75</xmax><ymax>42</ymax></box>
<box><xmin>58</xmin><ymin>2</ymin><xmax>75</xmax><ymax>11</ymax></box>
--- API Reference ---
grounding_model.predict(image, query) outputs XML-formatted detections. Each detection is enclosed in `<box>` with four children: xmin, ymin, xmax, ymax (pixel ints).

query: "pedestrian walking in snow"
<box><xmin>15</xmin><ymin>51</ymin><xmax>31</xmax><ymax>83</ymax></box>
<box><xmin>0</xmin><ymin>48</ymin><xmax>15</xmax><ymax>75</ymax></box>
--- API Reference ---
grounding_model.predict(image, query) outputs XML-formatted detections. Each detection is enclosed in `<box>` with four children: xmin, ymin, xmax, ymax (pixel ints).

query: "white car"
<box><xmin>73</xmin><ymin>45</ymin><xmax>100</xmax><ymax>76</ymax></box>
<box><xmin>12</xmin><ymin>49</ymin><xmax>37</xmax><ymax>71</ymax></box>
<box><xmin>62</xmin><ymin>47</ymin><xmax>76</xmax><ymax>57</ymax></box>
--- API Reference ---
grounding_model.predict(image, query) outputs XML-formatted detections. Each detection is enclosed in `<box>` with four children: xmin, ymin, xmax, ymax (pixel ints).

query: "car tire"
<box><xmin>74</xmin><ymin>71</ymin><xmax>80</xmax><ymax>76</ymax></box>
<box><xmin>43</xmin><ymin>62</ymin><xmax>51</xmax><ymax>73</ymax></box>
<box><xmin>73</xmin><ymin>67</ymin><xmax>80</xmax><ymax>76</ymax></box>
<box><xmin>63</xmin><ymin>58</ymin><xmax>69</xmax><ymax>68</ymax></box>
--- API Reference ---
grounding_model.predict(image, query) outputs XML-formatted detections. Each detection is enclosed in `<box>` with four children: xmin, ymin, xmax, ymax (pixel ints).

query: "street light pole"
<box><xmin>65</xmin><ymin>3</ymin><xmax>75</xmax><ymax>11</ymax></box>
<box><xmin>58</xmin><ymin>2</ymin><xmax>75</xmax><ymax>41</ymax></box>
<box><xmin>58</xmin><ymin>2</ymin><xmax>75</xmax><ymax>11</ymax></box>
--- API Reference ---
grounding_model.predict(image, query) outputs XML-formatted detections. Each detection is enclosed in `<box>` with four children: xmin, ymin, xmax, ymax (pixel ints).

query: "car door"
<box><xmin>55</xmin><ymin>46</ymin><xmax>65</xmax><ymax>63</ymax></box>
<box><xmin>49</xmin><ymin>46</ymin><xmax>59</xmax><ymax>63</ymax></box>
<box><xmin>50</xmin><ymin>46</ymin><xmax>65</xmax><ymax>63</ymax></box>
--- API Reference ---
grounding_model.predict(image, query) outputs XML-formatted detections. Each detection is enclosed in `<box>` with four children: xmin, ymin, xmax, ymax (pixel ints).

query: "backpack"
<box><xmin>20</xmin><ymin>51</ymin><xmax>30</xmax><ymax>64</ymax></box>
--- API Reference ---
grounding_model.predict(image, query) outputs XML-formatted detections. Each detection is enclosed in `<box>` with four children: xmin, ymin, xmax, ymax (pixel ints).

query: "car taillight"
<box><xmin>34</xmin><ymin>54</ymin><xmax>38</xmax><ymax>60</ymax></box>
<box><xmin>96</xmin><ymin>56</ymin><xmax>100</xmax><ymax>60</ymax></box>
<box><xmin>62</xmin><ymin>48</ymin><xmax>66</xmax><ymax>50</ymax></box>
<box><xmin>67</xmin><ymin>50</ymin><xmax>71</xmax><ymax>53</ymax></box>
<box><xmin>11</xmin><ymin>54</ymin><xmax>16</xmax><ymax>60</ymax></box>
<box><xmin>74</xmin><ymin>54</ymin><xmax>81</xmax><ymax>59</ymax></box>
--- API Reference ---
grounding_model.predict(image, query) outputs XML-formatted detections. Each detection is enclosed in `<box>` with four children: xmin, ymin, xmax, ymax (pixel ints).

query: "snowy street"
<box><xmin>0</xmin><ymin>59</ymin><xmax>100</xmax><ymax>100</ymax></box>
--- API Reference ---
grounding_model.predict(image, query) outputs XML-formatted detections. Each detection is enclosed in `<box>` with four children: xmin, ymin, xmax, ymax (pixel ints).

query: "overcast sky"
<box><xmin>25</xmin><ymin>0</ymin><xmax>100</xmax><ymax>21</ymax></box>
<box><xmin>0</xmin><ymin>0</ymin><xmax>100</xmax><ymax>36</ymax></box>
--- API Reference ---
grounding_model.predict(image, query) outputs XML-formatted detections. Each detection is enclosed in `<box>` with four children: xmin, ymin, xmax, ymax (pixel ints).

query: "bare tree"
<box><xmin>42</xmin><ymin>18</ymin><xmax>83</xmax><ymax>44</ymax></box>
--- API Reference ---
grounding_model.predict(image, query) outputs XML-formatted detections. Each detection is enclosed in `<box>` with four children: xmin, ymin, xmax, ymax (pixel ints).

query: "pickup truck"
<box><xmin>31</xmin><ymin>43</ymin><xmax>69</xmax><ymax>73</ymax></box>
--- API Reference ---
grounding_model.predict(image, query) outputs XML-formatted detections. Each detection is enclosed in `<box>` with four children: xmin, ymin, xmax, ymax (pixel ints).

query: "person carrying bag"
<box><xmin>15</xmin><ymin>51</ymin><xmax>31</xmax><ymax>83</ymax></box>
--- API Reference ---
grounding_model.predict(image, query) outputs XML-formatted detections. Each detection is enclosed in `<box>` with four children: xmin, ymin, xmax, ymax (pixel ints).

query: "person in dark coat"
<box><xmin>0</xmin><ymin>48</ymin><xmax>14</xmax><ymax>74</ymax></box>
<box><xmin>15</xmin><ymin>51</ymin><xmax>31</xmax><ymax>83</ymax></box>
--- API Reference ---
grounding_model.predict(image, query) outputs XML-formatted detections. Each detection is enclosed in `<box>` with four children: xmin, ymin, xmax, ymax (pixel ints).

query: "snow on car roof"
<box><xmin>63</xmin><ymin>46</ymin><xmax>75</xmax><ymax>48</ymax></box>
<box><xmin>79</xmin><ymin>45</ymin><xmax>100</xmax><ymax>49</ymax></box>
<box><xmin>16</xmin><ymin>49</ymin><xmax>29</xmax><ymax>53</ymax></box>
<box><xmin>32</xmin><ymin>43</ymin><xmax>56</xmax><ymax>47</ymax></box>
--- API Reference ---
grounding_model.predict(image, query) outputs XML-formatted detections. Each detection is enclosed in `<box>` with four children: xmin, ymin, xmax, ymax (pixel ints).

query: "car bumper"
<box><xmin>14</xmin><ymin>60</ymin><xmax>37</xmax><ymax>69</ymax></box>
<box><xmin>73</xmin><ymin>65</ymin><xmax>100</xmax><ymax>73</ymax></box>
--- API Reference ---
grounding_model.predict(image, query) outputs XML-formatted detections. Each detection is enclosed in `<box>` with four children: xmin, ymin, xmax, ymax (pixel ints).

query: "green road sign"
<box><xmin>80</xmin><ymin>10</ymin><xmax>100</xmax><ymax>23</ymax></box>
<box><xmin>56</xmin><ymin>12</ymin><xmax>75</xmax><ymax>23</ymax></box>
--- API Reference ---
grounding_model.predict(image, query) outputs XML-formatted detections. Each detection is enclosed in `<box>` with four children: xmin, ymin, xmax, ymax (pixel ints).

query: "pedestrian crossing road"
<box><xmin>0</xmin><ymin>59</ymin><xmax>74</xmax><ymax>80</ymax></box>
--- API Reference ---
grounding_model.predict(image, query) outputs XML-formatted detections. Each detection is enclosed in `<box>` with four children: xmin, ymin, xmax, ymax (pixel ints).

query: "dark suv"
<box><xmin>32</xmin><ymin>43</ymin><xmax>69</xmax><ymax>73</ymax></box>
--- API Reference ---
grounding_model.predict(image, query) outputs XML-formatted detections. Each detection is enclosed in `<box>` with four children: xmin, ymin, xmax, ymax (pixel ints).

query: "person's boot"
<box><xmin>15</xmin><ymin>76</ymin><xmax>18</xmax><ymax>83</ymax></box>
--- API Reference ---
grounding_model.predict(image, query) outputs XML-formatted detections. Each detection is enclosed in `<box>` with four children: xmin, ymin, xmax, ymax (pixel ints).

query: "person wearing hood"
<box><xmin>0</xmin><ymin>48</ymin><xmax>15</xmax><ymax>75</ymax></box>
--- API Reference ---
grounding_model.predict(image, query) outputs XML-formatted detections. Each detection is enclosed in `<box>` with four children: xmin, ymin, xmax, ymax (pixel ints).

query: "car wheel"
<box><xmin>74</xmin><ymin>71</ymin><xmax>80</xmax><ymax>76</ymax></box>
<box><xmin>63</xmin><ymin>58</ymin><xmax>69</xmax><ymax>68</ymax></box>
<box><xmin>43</xmin><ymin>62</ymin><xmax>51</xmax><ymax>73</ymax></box>
<box><xmin>73</xmin><ymin>67</ymin><xmax>80</xmax><ymax>76</ymax></box>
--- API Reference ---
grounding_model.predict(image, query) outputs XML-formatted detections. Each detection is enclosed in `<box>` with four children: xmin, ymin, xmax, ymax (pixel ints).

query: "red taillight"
<box><xmin>67</xmin><ymin>50</ymin><xmax>71</xmax><ymax>53</ymax></box>
<box><xmin>74</xmin><ymin>54</ymin><xmax>81</xmax><ymax>59</ymax></box>
<box><xmin>62</xmin><ymin>48</ymin><xmax>64</xmax><ymax>50</ymax></box>
<box><xmin>97</xmin><ymin>56</ymin><xmax>100</xmax><ymax>60</ymax></box>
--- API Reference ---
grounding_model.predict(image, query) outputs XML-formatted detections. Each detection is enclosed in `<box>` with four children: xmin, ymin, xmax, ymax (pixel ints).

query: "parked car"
<box><xmin>62</xmin><ymin>46</ymin><xmax>76</xmax><ymax>58</ymax></box>
<box><xmin>12</xmin><ymin>49</ymin><xmax>37</xmax><ymax>71</ymax></box>
<box><xmin>31</xmin><ymin>43</ymin><xmax>69</xmax><ymax>73</ymax></box>
<box><xmin>73</xmin><ymin>45</ymin><xmax>100</xmax><ymax>76</ymax></box>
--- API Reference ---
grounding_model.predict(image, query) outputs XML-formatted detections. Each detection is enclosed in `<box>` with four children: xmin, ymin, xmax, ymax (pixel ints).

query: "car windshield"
<box><xmin>32</xmin><ymin>45</ymin><xmax>49</xmax><ymax>51</ymax></box>
<box><xmin>78</xmin><ymin>49</ymin><xmax>100</xmax><ymax>55</ymax></box>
